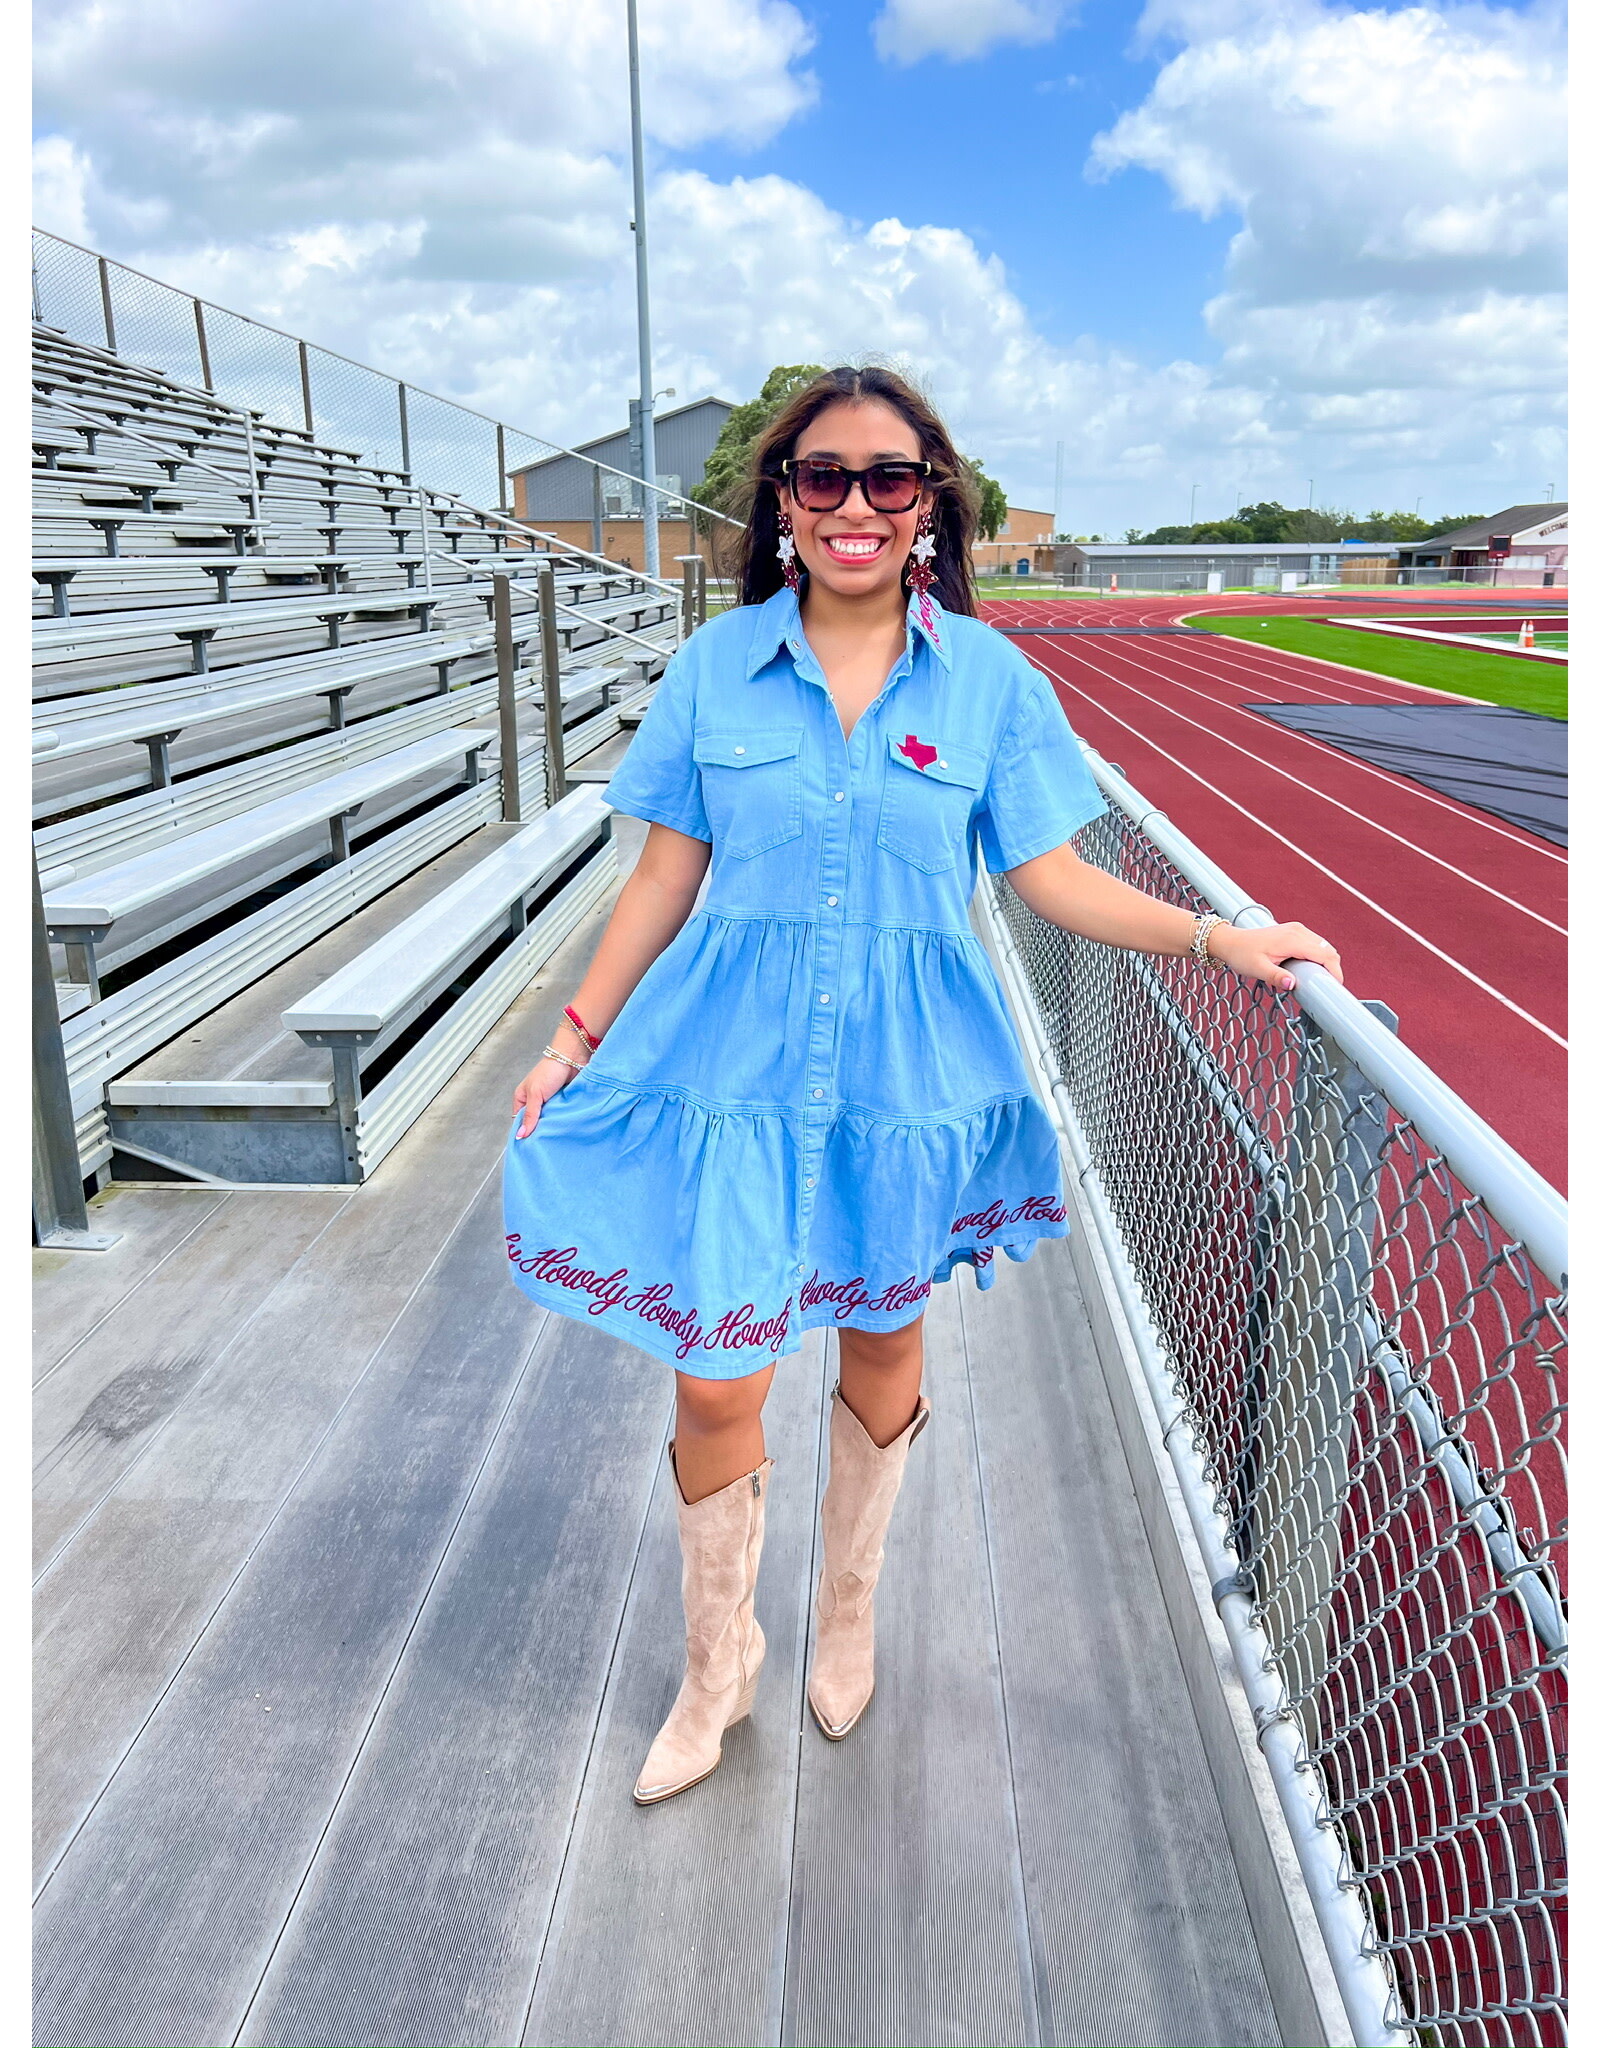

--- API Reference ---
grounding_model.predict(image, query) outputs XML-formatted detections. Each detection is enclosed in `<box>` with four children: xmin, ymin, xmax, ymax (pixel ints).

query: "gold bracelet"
<box><xmin>541</xmin><ymin>1042</ymin><xmax>588</xmax><ymax>1073</ymax></box>
<box><xmin>1190</xmin><ymin>912</ymin><xmax>1226</xmax><ymax>968</ymax></box>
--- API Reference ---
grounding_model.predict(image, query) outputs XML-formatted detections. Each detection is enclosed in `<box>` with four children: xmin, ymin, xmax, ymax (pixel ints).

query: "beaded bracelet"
<box><xmin>542</xmin><ymin>1042</ymin><xmax>588</xmax><ymax>1073</ymax></box>
<box><xmin>562</xmin><ymin>1004</ymin><xmax>602</xmax><ymax>1053</ymax></box>
<box><xmin>1191</xmin><ymin>912</ymin><xmax>1226</xmax><ymax>969</ymax></box>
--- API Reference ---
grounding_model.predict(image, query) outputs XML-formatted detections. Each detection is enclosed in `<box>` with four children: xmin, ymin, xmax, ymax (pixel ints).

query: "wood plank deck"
<box><xmin>34</xmin><ymin>827</ymin><xmax>1280</xmax><ymax>2048</ymax></box>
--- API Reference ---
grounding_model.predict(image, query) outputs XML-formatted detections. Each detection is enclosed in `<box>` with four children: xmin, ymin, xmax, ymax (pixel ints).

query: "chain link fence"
<box><xmin>990</xmin><ymin>756</ymin><xmax>1566</xmax><ymax>2047</ymax></box>
<box><xmin>32</xmin><ymin>227</ymin><xmax>740</xmax><ymax>546</ymax></box>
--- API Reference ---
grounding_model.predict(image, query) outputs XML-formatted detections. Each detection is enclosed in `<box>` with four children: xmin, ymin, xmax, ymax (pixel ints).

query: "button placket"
<box><xmin>799</xmin><ymin>672</ymin><xmax>852</xmax><ymax>1249</ymax></box>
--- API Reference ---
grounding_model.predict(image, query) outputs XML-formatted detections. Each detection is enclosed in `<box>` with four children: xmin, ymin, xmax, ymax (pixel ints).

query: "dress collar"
<box><xmin>744</xmin><ymin>584</ymin><xmax>953</xmax><ymax>678</ymax></box>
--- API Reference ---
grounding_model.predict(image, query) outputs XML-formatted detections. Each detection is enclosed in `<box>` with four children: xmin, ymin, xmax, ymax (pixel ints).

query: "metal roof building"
<box><xmin>1040</xmin><ymin>540</ymin><xmax>1399</xmax><ymax>588</ymax></box>
<box><xmin>511</xmin><ymin>397</ymin><xmax>734</xmax><ymax>520</ymax></box>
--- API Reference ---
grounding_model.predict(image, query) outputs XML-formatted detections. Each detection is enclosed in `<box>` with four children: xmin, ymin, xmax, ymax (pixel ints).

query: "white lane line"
<box><xmin>1036</xmin><ymin>638</ymin><xmax>1566</xmax><ymax>934</ymax></box>
<box><xmin>1028</xmin><ymin>650</ymin><xmax>1568</xmax><ymax>1049</ymax></box>
<box><xmin>1178</xmin><ymin>626</ymin><xmax>1481</xmax><ymax>707</ymax></box>
<box><xmin>1085</xmin><ymin>634</ymin><xmax>1568</xmax><ymax>869</ymax></box>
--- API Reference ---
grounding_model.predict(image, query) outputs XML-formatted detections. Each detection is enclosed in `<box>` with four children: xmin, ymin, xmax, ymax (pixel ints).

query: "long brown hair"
<box><xmin>733</xmin><ymin>366</ymin><xmax>981</xmax><ymax>615</ymax></box>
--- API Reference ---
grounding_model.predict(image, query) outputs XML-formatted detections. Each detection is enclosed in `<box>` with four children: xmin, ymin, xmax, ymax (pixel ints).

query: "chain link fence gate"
<box><xmin>984</xmin><ymin>747</ymin><xmax>1566</xmax><ymax>2048</ymax></box>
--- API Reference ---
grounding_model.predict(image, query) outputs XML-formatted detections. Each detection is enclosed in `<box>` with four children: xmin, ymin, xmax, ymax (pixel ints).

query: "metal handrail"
<box><xmin>33</xmin><ymin>229</ymin><xmax>746</xmax><ymax>528</ymax></box>
<box><xmin>417</xmin><ymin>492</ymin><xmax>687</xmax><ymax>599</ymax></box>
<box><xmin>1077</xmin><ymin>745</ymin><xmax>1568</xmax><ymax>1284</ymax></box>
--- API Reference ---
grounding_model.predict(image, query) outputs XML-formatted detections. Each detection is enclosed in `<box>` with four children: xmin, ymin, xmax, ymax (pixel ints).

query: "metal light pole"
<box><xmin>1188</xmin><ymin>482</ymin><xmax>1198</xmax><ymax>526</ymax></box>
<box><xmin>626</xmin><ymin>0</ymin><xmax>660</xmax><ymax>581</ymax></box>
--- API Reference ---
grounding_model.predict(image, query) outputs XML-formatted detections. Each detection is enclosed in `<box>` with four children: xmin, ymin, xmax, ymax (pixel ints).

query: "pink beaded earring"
<box><xmin>906</xmin><ymin>508</ymin><xmax>937</xmax><ymax>597</ymax></box>
<box><xmin>907</xmin><ymin>506</ymin><xmax>942</xmax><ymax>645</ymax></box>
<box><xmin>776</xmin><ymin>510</ymin><xmax>802</xmax><ymax>592</ymax></box>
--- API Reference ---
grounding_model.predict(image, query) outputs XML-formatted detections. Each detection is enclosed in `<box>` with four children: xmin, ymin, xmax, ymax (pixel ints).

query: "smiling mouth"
<box><xmin>821</xmin><ymin>533</ymin><xmax>889</xmax><ymax>562</ymax></box>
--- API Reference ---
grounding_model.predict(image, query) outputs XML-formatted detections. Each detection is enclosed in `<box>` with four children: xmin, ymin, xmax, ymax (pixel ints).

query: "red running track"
<box><xmin>982</xmin><ymin>594</ymin><xmax>1566</xmax><ymax>1188</ymax></box>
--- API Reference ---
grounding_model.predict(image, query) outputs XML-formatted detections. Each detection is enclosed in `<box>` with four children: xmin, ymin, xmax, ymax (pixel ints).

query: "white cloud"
<box><xmin>873</xmin><ymin>0</ymin><xmax>1074</xmax><ymax>66</ymax></box>
<box><xmin>30</xmin><ymin>0</ymin><xmax>1567</xmax><ymax>527</ymax></box>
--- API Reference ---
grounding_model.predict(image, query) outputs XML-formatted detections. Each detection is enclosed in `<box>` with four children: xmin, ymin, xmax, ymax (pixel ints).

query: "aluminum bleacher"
<box><xmin>32</xmin><ymin>321</ymin><xmax>684</xmax><ymax>1189</ymax></box>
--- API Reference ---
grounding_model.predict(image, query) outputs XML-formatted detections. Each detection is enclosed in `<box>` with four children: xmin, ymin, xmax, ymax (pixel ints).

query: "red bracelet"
<box><xmin>563</xmin><ymin>1003</ymin><xmax>602</xmax><ymax>1053</ymax></box>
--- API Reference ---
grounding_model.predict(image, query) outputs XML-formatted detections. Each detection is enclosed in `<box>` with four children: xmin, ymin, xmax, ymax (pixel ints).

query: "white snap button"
<box><xmin>812</xmin><ymin>1087</ymin><xmax>824</xmax><ymax>1099</ymax></box>
<box><xmin>819</xmin><ymin>993</ymin><xmax>831</xmax><ymax>1004</ymax></box>
<box><xmin>825</xmin><ymin>895</ymin><xmax>838</xmax><ymax>906</ymax></box>
<box><xmin>805</xmin><ymin>1176</ymin><xmax>815</xmax><ymax>1189</ymax></box>
<box><xmin>734</xmin><ymin>745</ymin><xmax>746</xmax><ymax>756</ymax></box>
<box><xmin>938</xmin><ymin>758</ymin><xmax>947</xmax><ymax>767</ymax></box>
<box><xmin>833</xmin><ymin>791</ymin><xmax>844</xmax><ymax>801</ymax></box>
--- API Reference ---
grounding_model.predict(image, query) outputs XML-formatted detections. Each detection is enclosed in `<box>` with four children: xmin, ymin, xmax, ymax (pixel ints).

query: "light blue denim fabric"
<box><xmin>503</xmin><ymin>587</ymin><xmax>1107</xmax><ymax>1376</ymax></box>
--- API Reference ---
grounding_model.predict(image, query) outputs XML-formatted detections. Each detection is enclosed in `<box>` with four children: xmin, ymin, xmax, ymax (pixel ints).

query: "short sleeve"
<box><xmin>974</xmin><ymin>673</ymin><xmax>1106</xmax><ymax>873</ymax></box>
<box><xmin>601</xmin><ymin>646</ymin><xmax>710</xmax><ymax>842</ymax></box>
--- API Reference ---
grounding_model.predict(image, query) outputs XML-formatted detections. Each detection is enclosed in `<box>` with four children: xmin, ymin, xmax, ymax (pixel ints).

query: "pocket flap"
<box><xmin>693</xmin><ymin>726</ymin><xmax>802</xmax><ymax>769</ymax></box>
<box><xmin>886</xmin><ymin>734</ymin><xmax>985</xmax><ymax>789</ymax></box>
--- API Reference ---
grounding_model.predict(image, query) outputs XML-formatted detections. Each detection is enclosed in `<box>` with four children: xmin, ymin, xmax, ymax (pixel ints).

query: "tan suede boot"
<box><xmin>806</xmin><ymin>1388</ymin><xmax>930</xmax><ymax>1741</ymax></box>
<box><xmin>633</xmin><ymin>1449</ymin><xmax>773</xmax><ymax>1806</ymax></box>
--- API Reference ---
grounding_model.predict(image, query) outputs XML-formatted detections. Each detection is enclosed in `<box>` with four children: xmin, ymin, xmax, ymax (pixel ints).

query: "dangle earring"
<box><xmin>906</xmin><ymin>507</ymin><xmax>942</xmax><ymax>644</ymax></box>
<box><xmin>776</xmin><ymin>510</ymin><xmax>802</xmax><ymax>592</ymax></box>
<box><xmin>906</xmin><ymin>508</ymin><xmax>938</xmax><ymax>597</ymax></box>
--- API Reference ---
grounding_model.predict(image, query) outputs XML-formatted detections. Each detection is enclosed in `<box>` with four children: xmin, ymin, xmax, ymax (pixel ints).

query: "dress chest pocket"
<box><xmin>877</xmin><ymin>734</ymin><xmax>986</xmax><ymax>873</ymax></box>
<box><xmin>692</xmin><ymin>726</ymin><xmax>803</xmax><ymax>859</ymax></box>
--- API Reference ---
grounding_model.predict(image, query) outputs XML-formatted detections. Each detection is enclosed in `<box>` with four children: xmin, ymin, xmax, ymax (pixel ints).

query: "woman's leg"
<box><xmin>673</xmin><ymin>1360</ymin><xmax>775</xmax><ymax>1502</ymax></box>
<box><xmin>809</xmin><ymin>1317</ymin><xmax>931</xmax><ymax>1740</ymax></box>
<box><xmin>635</xmin><ymin>1357</ymin><xmax>778</xmax><ymax>1806</ymax></box>
<box><xmin>836</xmin><ymin>1318</ymin><xmax>924</xmax><ymax>1443</ymax></box>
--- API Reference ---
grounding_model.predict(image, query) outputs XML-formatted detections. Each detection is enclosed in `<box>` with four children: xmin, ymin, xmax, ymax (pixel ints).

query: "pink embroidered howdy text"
<box><xmin>949</xmin><ymin>1193</ymin><xmax>1066</xmax><ymax>1241</ymax></box>
<box><xmin>506</xmin><ymin>1236</ymin><xmax>790</xmax><ymax>1363</ymax></box>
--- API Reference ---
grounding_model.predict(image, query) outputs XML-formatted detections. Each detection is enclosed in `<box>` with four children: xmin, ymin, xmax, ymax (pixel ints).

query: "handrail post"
<box><xmin>32</xmin><ymin>849</ymin><xmax>118</xmax><ymax>1251</ymax></box>
<box><xmin>193</xmin><ymin>298</ymin><xmax>213</xmax><ymax>390</ymax></box>
<box><xmin>397</xmin><ymin>381</ymin><xmax>411</xmax><ymax>480</ymax></box>
<box><xmin>591</xmin><ymin>462</ymin><xmax>605</xmax><ymax>557</ymax></box>
<box><xmin>496</xmin><ymin>421</ymin><xmax>508</xmax><ymax>514</ymax></box>
<box><xmin>97</xmin><ymin>255</ymin><xmax>117</xmax><ymax>353</ymax></box>
<box><xmin>492</xmin><ymin>573</ymin><xmax>523</xmax><ymax>824</ymax></box>
<box><xmin>674</xmin><ymin>554</ymin><xmax>700</xmax><ymax>639</ymax></box>
<box><xmin>537</xmin><ymin>562</ymin><xmax>568</xmax><ymax>808</ymax></box>
<box><xmin>298</xmin><ymin>339</ymin><xmax>314</xmax><ymax>437</ymax></box>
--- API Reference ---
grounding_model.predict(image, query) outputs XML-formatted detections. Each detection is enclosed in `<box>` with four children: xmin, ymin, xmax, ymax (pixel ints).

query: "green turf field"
<box><xmin>1190</xmin><ymin>615</ymin><xmax>1567</xmax><ymax>718</ymax></box>
<box><xmin>1477</xmin><ymin>631</ymin><xmax>1568</xmax><ymax>652</ymax></box>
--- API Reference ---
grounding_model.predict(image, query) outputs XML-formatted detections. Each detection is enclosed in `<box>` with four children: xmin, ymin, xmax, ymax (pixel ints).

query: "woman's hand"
<box><xmin>1209</xmin><ymin>920</ymin><xmax>1343</xmax><ymax>994</ymax></box>
<box><xmin>513</xmin><ymin>1055</ymin><xmax>582</xmax><ymax>1140</ymax></box>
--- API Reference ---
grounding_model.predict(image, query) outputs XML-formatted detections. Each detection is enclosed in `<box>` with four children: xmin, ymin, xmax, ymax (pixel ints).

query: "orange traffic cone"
<box><xmin>1519</xmin><ymin>619</ymin><xmax>1535</xmax><ymax>648</ymax></box>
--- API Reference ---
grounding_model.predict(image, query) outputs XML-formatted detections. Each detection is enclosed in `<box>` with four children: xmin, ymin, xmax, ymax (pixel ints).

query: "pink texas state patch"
<box><xmin>896</xmin><ymin>733</ymin><xmax>938</xmax><ymax>772</ymax></box>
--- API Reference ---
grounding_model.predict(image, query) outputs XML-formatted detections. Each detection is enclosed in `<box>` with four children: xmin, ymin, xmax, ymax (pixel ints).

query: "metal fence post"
<box><xmin>496</xmin><ymin>422</ymin><xmax>508</xmax><ymax>514</ymax></box>
<box><xmin>397</xmin><ymin>381</ymin><xmax>411</xmax><ymax>479</ymax></box>
<box><xmin>298</xmin><ymin>339</ymin><xmax>314</xmax><ymax>437</ymax></box>
<box><xmin>97</xmin><ymin>255</ymin><xmax>117</xmax><ymax>353</ymax></box>
<box><xmin>591</xmin><ymin>462</ymin><xmax>605</xmax><ymax>558</ymax></box>
<box><xmin>537</xmin><ymin>562</ymin><xmax>567</xmax><ymax>808</ymax></box>
<box><xmin>492</xmin><ymin>573</ymin><xmax>523</xmax><ymax>825</ymax></box>
<box><xmin>193</xmin><ymin>298</ymin><xmax>213</xmax><ymax>390</ymax></box>
<box><xmin>675</xmin><ymin>554</ymin><xmax>701</xmax><ymax>638</ymax></box>
<box><xmin>33</xmin><ymin>850</ymin><xmax>118</xmax><ymax>1251</ymax></box>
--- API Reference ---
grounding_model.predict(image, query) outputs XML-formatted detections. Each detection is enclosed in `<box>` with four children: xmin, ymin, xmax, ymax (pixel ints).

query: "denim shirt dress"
<box><xmin>502</xmin><ymin>586</ymin><xmax>1106</xmax><ymax>1377</ymax></box>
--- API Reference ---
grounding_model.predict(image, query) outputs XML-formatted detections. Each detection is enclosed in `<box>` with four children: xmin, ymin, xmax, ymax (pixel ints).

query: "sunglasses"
<box><xmin>780</xmin><ymin>457</ymin><xmax>932</xmax><ymax>514</ymax></box>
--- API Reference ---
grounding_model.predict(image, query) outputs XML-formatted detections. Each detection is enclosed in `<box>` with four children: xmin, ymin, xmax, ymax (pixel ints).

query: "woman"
<box><xmin>503</xmin><ymin>366</ymin><xmax>1341</xmax><ymax>1806</ymax></box>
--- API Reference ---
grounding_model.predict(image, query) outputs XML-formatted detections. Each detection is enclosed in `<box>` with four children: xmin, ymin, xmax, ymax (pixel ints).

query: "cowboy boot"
<box><xmin>807</xmin><ymin>1387</ymin><xmax>930</xmax><ymax>1740</ymax></box>
<box><xmin>633</xmin><ymin>1449</ymin><xmax>773</xmax><ymax>1805</ymax></box>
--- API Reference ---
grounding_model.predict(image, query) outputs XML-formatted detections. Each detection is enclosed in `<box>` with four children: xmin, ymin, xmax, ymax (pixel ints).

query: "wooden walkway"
<box><xmin>34</xmin><ymin>825</ymin><xmax>1280</xmax><ymax>2048</ymax></box>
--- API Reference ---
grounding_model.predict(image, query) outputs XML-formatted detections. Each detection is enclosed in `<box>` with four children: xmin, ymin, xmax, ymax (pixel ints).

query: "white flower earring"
<box><xmin>776</xmin><ymin>510</ymin><xmax>802</xmax><ymax>592</ymax></box>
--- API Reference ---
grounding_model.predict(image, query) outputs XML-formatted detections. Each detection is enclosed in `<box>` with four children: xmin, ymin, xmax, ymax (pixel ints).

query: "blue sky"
<box><xmin>691</xmin><ymin>0</ymin><xmax>1238</xmax><ymax>368</ymax></box>
<box><xmin>33</xmin><ymin>0</ymin><xmax>1567</xmax><ymax>532</ymax></box>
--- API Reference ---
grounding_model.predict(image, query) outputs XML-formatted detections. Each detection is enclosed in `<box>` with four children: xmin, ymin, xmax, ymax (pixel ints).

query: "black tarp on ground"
<box><xmin>1247</xmin><ymin>702</ymin><xmax>1567</xmax><ymax>845</ymax></box>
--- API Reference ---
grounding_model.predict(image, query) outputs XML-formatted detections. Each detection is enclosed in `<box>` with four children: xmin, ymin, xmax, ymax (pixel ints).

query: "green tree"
<box><xmin>691</xmin><ymin>364</ymin><xmax>826</xmax><ymax>516</ymax></box>
<box><xmin>967</xmin><ymin>456</ymin><xmax>1008</xmax><ymax>542</ymax></box>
